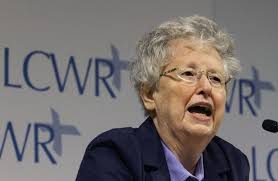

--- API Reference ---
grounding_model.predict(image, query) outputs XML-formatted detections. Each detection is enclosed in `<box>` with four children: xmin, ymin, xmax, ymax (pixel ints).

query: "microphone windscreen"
<box><xmin>262</xmin><ymin>119</ymin><xmax>278</xmax><ymax>133</ymax></box>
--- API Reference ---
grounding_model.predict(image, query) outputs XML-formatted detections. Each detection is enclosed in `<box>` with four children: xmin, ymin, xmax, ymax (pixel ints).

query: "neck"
<box><xmin>153</xmin><ymin>118</ymin><xmax>212</xmax><ymax>174</ymax></box>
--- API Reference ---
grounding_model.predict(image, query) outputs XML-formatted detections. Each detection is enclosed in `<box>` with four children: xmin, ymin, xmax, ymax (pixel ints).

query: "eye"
<box><xmin>209</xmin><ymin>74</ymin><xmax>223</xmax><ymax>85</ymax></box>
<box><xmin>180</xmin><ymin>70</ymin><xmax>195</xmax><ymax>77</ymax></box>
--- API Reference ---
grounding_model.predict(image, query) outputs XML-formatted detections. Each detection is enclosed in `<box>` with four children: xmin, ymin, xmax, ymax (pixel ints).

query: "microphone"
<box><xmin>262</xmin><ymin>119</ymin><xmax>278</xmax><ymax>133</ymax></box>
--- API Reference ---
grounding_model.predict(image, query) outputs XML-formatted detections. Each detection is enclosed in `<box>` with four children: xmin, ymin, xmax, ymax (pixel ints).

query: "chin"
<box><xmin>187</xmin><ymin>124</ymin><xmax>216</xmax><ymax>138</ymax></box>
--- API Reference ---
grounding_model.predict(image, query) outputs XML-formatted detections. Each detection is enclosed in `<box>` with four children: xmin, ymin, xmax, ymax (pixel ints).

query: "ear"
<box><xmin>140</xmin><ymin>84</ymin><xmax>156</xmax><ymax>111</ymax></box>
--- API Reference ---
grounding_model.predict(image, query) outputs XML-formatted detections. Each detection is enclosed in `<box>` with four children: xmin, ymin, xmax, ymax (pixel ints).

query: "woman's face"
<box><xmin>146</xmin><ymin>39</ymin><xmax>227</xmax><ymax>138</ymax></box>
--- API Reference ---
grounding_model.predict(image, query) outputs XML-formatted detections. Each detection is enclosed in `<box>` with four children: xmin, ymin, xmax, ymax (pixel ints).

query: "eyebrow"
<box><xmin>177</xmin><ymin>67</ymin><xmax>225</xmax><ymax>76</ymax></box>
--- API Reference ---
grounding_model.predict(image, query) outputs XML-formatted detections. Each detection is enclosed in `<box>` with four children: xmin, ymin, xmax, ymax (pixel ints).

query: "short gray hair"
<box><xmin>130</xmin><ymin>15</ymin><xmax>240</xmax><ymax>112</ymax></box>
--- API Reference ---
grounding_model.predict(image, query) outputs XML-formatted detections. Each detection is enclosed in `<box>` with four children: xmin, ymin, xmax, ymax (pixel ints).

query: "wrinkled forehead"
<box><xmin>161</xmin><ymin>39</ymin><xmax>224</xmax><ymax>72</ymax></box>
<box><xmin>166</xmin><ymin>38</ymin><xmax>222</xmax><ymax>61</ymax></box>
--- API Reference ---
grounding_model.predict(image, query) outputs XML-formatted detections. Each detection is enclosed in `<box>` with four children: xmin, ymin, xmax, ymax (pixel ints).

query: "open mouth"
<box><xmin>188</xmin><ymin>104</ymin><xmax>212</xmax><ymax>117</ymax></box>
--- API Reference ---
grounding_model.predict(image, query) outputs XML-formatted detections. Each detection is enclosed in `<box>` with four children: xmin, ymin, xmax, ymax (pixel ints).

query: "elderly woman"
<box><xmin>76</xmin><ymin>15</ymin><xmax>249</xmax><ymax>181</ymax></box>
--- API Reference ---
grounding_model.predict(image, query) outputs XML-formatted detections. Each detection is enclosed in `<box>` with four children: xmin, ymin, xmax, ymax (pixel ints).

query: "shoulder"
<box><xmin>209</xmin><ymin>136</ymin><xmax>248</xmax><ymax>163</ymax></box>
<box><xmin>76</xmin><ymin>127</ymin><xmax>142</xmax><ymax>181</ymax></box>
<box><xmin>86</xmin><ymin>127</ymin><xmax>142</xmax><ymax>161</ymax></box>
<box><xmin>88</xmin><ymin>127</ymin><xmax>138</xmax><ymax>149</ymax></box>
<box><xmin>206</xmin><ymin>136</ymin><xmax>250</xmax><ymax>179</ymax></box>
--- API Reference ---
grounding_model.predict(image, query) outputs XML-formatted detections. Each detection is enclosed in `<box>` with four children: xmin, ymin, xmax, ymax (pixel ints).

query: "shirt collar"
<box><xmin>161</xmin><ymin>141</ymin><xmax>204</xmax><ymax>181</ymax></box>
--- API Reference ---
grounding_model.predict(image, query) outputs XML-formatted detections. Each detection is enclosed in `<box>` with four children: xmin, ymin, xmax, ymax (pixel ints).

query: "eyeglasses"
<box><xmin>160</xmin><ymin>67</ymin><xmax>230</xmax><ymax>88</ymax></box>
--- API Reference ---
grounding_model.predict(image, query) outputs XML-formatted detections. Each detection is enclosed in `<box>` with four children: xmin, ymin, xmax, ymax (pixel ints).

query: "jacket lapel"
<box><xmin>149</xmin><ymin>168</ymin><xmax>171</xmax><ymax>181</ymax></box>
<box><xmin>203</xmin><ymin>138</ymin><xmax>231</xmax><ymax>181</ymax></box>
<box><xmin>137</xmin><ymin>117</ymin><xmax>171</xmax><ymax>181</ymax></box>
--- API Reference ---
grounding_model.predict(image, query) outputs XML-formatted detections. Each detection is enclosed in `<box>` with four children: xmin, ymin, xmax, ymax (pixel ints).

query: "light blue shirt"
<box><xmin>161</xmin><ymin>141</ymin><xmax>204</xmax><ymax>181</ymax></box>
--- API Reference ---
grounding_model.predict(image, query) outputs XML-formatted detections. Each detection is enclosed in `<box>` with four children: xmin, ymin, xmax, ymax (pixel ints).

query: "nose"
<box><xmin>196</xmin><ymin>74</ymin><xmax>212</xmax><ymax>97</ymax></box>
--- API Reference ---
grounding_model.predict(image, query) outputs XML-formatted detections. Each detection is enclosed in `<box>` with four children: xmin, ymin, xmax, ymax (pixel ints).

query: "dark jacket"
<box><xmin>76</xmin><ymin>117</ymin><xmax>250</xmax><ymax>181</ymax></box>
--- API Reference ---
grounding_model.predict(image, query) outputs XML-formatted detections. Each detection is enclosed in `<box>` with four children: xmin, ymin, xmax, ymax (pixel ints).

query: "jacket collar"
<box><xmin>137</xmin><ymin>117</ymin><xmax>171</xmax><ymax>181</ymax></box>
<box><xmin>203</xmin><ymin>138</ymin><xmax>231</xmax><ymax>181</ymax></box>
